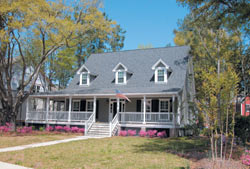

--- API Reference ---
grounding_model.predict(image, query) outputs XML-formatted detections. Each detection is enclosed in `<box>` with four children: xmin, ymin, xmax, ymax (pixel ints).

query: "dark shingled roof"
<box><xmin>37</xmin><ymin>46</ymin><xmax>190</xmax><ymax>96</ymax></box>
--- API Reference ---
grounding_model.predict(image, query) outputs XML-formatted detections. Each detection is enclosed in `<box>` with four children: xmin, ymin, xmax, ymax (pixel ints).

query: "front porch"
<box><xmin>26</xmin><ymin>94</ymin><xmax>182</xmax><ymax>135</ymax></box>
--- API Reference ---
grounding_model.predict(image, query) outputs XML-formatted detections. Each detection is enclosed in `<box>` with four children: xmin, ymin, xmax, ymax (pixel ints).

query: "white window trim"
<box><xmin>159</xmin><ymin>99</ymin><xmax>170</xmax><ymax>120</ymax></box>
<box><xmin>155</xmin><ymin>67</ymin><xmax>167</xmax><ymax>83</ymax></box>
<box><xmin>115</xmin><ymin>70</ymin><xmax>127</xmax><ymax>84</ymax></box>
<box><xmin>246</xmin><ymin>104</ymin><xmax>250</xmax><ymax>112</ymax></box>
<box><xmin>80</xmin><ymin>72</ymin><xmax>90</xmax><ymax>86</ymax></box>
<box><xmin>72</xmin><ymin>100</ymin><xmax>80</xmax><ymax>112</ymax></box>
<box><xmin>86</xmin><ymin>100</ymin><xmax>94</xmax><ymax>112</ymax></box>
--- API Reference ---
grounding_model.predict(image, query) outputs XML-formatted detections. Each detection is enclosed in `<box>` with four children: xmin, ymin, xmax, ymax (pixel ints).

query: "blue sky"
<box><xmin>103</xmin><ymin>0</ymin><xmax>188</xmax><ymax>50</ymax></box>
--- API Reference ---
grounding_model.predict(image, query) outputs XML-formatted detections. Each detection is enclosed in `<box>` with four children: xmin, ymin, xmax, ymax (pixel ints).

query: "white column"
<box><xmin>177</xmin><ymin>94</ymin><xmax>181</xmax><ymax>125</ymax></box>
<box><xmin>117</xmin><ymin>98</ymin><xmax>120</xmax><ymax>119</ymax></box>
<box><xmin>143</xmin><ymin>95</ymin><xmax>146</xmax><ymax>124</ymax></box>
<box><xmin>93</xmin><ymin>96</ymin><xmax>96</xmax><ymax>122</ymax></box>
<box><xmin>172</xmin><ymin>95</ymin><xmax>176</xmax><ymax>125</ymax></box>
<box><xmin>68</xmin><ymin>97</ymin><xmax>72</xmax><ymax>123</ymax></box>
<box><xmin>25</xmin><ymin>97</ymin><xmax>29</xmax><ymax>121</ymax></box>
<box><xmin>46</xmin><ymin>97</ymin><xmax>49</xmax><ymax>126</ymax></box>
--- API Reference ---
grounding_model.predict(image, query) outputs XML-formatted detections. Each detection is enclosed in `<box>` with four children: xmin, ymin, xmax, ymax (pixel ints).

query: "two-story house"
<box><xmin>25</xmin><ymin>46</ymin><xmax>196</xmax><ymax>137</ymax></box>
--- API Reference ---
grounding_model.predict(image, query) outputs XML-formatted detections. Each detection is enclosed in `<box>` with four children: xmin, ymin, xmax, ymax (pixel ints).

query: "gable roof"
<box><xmin>38</xmin><ymin>46</ymin><xmax>191</xmax><ymax>96</ymax></box>
<box><xmin>151</xmin><ymin>59</ymin><xmax>170</xmax><ymax>70</ymax></box>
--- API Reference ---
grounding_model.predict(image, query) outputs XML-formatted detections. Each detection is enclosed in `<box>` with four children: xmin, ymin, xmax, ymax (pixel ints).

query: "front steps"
<box><xmin>86</xmin><ymin>122</ymin><xmax>110</xmax><ymax>137</ymax></box>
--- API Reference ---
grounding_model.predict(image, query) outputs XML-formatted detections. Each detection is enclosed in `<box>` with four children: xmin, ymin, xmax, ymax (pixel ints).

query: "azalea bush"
<box><xmin>147</xmin><ymin>130</ymin><xmax>157</xmax><ymax>138</ymax></box>
<box><xmin>157</xmin><ymin>131</ymin><xmax>166</xmax><ymax>138</ymax></box>
<box><xmin>139</xmin><ymin>130</ymin><xmax>147</xmax><ymax>137</ymax></box>
<box><xmin>0</xmin><ymin>123</ymin><xmax>11</xmax><ymax>133</ymax></box>
<box><xmin>241</xmin><ymin>150</ymin><xmax>250</xmax><ymax>166</ymax></box>
<box><xmin>46</xmin><ymin>126</ymin><xmax>54</xmax><ymax>132</ymax></box>
<box><xmin>119</xmin><ymin>130</ymin><xmax>127</xmax><ymax>136</ymax></box>
<box><xmin>127</xmin><ymin>130</ymin><xmax>136</xmax><ymax>136</ymax></box>
<box><xmin>17</xmin><ymin>126</ymin><xmax>32</xmax><ymax>134</ymax></box>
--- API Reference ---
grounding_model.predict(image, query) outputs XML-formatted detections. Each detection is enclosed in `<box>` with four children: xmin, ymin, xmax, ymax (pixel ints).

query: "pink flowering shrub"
<box><xmin>119</xmin><ymin>130</ymin><xmax>127</xmax><ymax>136</ymax></box>
<box><xmin>147</xmin><ymin>130</ymin><xmax>157</xmax><ymax>138</ymax></box>
<box><xmin>17</xmin><ymin>126</ymin><xmax>32</xmax><ymax>134</ymax></box>
<box><xmin>63</xmin><ymin>126</ymin><xmax>71</xmax><ymax>132</ymax></box>
<box><xmin>78</xmin><ymin>128</ymin><xmax>85</xmax><ymax>134</ymax></box>
<box><xmin>71</xmin><ymin>127</ymin><xmax>79</xmax><ymax>133</ymax></box>
<box><xmin>241</xmin><ymin>150</ymin><xmax>250</xmax><ymax>166</ymax></box>
<box><xmin>139</xmin><ymin>130</ymin><xmax>147</xmax><ymax>137</ymax></box>
<box><xmin>127</xmin><ymin>129</ymin><xmax>136</xmax><ymax>136</ymax></box>
<box><xmin>55</xmin><ymin>126</ymin><xmax>64</xmax><ymax>131</ymax></box>
<box><xmin>0</xmin><ymin>123</ymin><xmax>12</xmax><ymax>133</ymax></box>
<box><xmin>46</xmin><ymin>126</ymin><xmax>54</xmax><ymax>132</ymax></box>
<box><xmin>157</xmin><ymin>131</ymin><xmax>166</xmax><ymax>138</ymax></box>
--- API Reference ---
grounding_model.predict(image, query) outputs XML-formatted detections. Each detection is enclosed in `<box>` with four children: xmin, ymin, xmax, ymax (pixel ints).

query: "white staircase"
<box><xmin>86</xmin><ymin>122</ymin><xmax>111</xmax><ymax>137</ymax></box>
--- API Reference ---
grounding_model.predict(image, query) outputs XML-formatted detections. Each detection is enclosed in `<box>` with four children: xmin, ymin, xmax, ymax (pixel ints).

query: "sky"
<box><xmin>103</xmin><ymin>0</ymin><xmax>189</xmax><ymax>50</ymax></box>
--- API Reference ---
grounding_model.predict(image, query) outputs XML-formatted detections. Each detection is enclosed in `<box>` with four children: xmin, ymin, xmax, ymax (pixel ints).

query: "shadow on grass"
<box><xmin>134</xmin><ymin>136</ymin><xmax>210</xmax><ymax>161</ymax></box>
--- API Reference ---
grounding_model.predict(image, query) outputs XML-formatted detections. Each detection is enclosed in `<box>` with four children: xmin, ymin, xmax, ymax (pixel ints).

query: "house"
<box><xmin>240</xmin><ymin>96</ymin><xmax>250</xmax><ymax>116</ymax></box>
<box><xmin>25</xmin><ymin>46</ymin><xmax>196</xmax><ymax>137</ymax></box>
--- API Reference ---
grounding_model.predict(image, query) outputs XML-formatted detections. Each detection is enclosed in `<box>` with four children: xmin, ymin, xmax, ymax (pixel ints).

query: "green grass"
<box><xmin>0</xmin><ymin>136</ymin><xmax>209</xmax><ymax>169</ymax></box>
<box><xmin>0</xmin><ymin>133</ymin><xmax>78</xmax><ymax>148</ymax></box>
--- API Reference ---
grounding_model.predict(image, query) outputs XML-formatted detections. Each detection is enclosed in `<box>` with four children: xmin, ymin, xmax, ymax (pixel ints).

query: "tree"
<box><xmin>137</xmin><ymin>44</ymin><xmax>153</xmax><ymax>49</ymax></box>
<box><xmin>0</xmin><ymin>0</ymin><xmax>116</xmax><ymax>128</ymax></box>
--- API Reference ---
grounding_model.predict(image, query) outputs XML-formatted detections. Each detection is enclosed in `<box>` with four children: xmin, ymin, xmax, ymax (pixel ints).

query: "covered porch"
<box><xmin>25</xmin><ymin>93</ymin><xmax>182</xmax><ymax>130</ymax></box>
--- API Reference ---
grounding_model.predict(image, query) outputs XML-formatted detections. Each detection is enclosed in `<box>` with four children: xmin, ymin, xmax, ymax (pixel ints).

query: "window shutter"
<box><xmin>80</xmin><ymin>100</ymin><xmax>86</xmax><ymax>111</ymax></box>
<box><xmin>136</xmin><ymin>100</ymin><xmax>141</xmax><ymax>112</ymax></box>
<box><xmin>66</xmin><ymin>99</ymin><xmax>69</xmax><ymax>111</ymax></box>
<box><xmin>152</xmin><ymin>100</ymin><xmax>159</xmax><ymax>112</ymax></box>
<box><xmin>170</xmin><ymin>98</ymin><xmax>173</xmax><ymax>112</ymax></box>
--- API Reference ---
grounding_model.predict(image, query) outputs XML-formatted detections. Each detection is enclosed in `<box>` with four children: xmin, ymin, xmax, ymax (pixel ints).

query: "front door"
<box><xmin>109</xmin><ymin>99</ymin><xmax>125</xmax><ymax>121</ymax></box>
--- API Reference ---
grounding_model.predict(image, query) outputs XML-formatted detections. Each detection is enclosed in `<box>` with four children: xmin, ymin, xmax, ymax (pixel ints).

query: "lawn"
<box><xmin>0</xmin><ymin>133</ymin><xmax>79</xmax><ymax>148</ymax></box>
<box><xmin>0</xmin><ymin>136</ymin><xmax>209</xmax><ymax>169</ymax></box>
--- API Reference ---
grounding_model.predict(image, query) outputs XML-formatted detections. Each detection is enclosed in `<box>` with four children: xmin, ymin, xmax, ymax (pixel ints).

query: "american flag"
<box><xmin>115</xmin><ymin>89</ymin><xmax>131</xmax><ymax>102</ymax></box>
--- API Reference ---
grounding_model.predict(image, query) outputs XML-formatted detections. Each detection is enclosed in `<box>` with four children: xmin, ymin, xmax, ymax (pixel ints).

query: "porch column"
<box><xmin>93</xmin><ymin>96</ymin><xmax>96</xmax><ymax>122</ymax></box>
<box><xmin>117</xmin><ymin>97</ymin><xmax>120</xmax><ymax>119</ymax></box>
<box><xmin>46</xmin><ymin>97</ymin><xmax>49</xmax><ymax>127</ymax></box>
<box><xmin>143</xmin><ymin>95</ymin><xmax>146</xmax><ymax>124</ymax></box>
<box><xmin>68</xmin><ymin>97</ymin><xmax>72</xmax><ymax>123</ymax></box>
<box><xmin>177</xmin><ymin>94</ymin><xmax>181</xmax><ymax>125</ymax></box>
<box><xmin>25</xmin><ymin>97</ymin><xmax>29</xmax><ymax>121</ymax></box>
<box><xmin>172</xmin><ymin>95</ymin><xmax>176</xmax><ymax>125</ymax></box>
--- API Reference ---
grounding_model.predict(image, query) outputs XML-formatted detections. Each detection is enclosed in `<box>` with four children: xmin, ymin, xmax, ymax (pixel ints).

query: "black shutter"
<box><xmin>66</xmin><ymin>99</ymin><xmax>69</xmax><ymax>111</ymax></box>
<box><xmin>80</xmin><ymin>100</ymin><xmax>86</xmax><ymax>111</ymax></box>
<box><xmin>152</xmin><ymin>100</ymin><xmax>159</xmax><ymax>112</ymax></box>
<box><xmin>136</xmin><ymin>100</ymin><xmax>141</xmax><ymax>112</ymax></box>
<box><xmin>96</xmin><ymin>100</ymin><xmax>99</xmax><ymax>119</ymax></box>
<box><xmin>170</xmin><ymin>98</ymin><xmax>173</xmax><ymax>112</ymax></box>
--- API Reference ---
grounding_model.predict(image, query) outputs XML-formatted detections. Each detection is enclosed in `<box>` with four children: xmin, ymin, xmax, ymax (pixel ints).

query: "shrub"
<box><xmin>78</xmin><ymin>128</ymin><xmax>84</xmax><ymax>134</ymax></box>
<box><xmin>235</xmin><ymin>116</ymin><xmax>250</xmax><ymax>145</ymax></box>
<box><xmin>157</xmin><ymin>131</ymin><xmax>166</xmax><ymax>138</ymax></box>
<box><xmin>127</xmin><ymin>129</ymin><xmax>136</xmax><ymax>136</ymax></box>
<box><xmin>71</xmin><ymin>127</ymin><xmax>79</xmax><ymax>133</ymax></box>
<box><xmin>63</xmin><ymin>126</ymin><xmax>71</xmax><ymax>132</ymax></box>
<box><xmin>39</xmin><ymin>127</ymin><xmax>45</xmax><ymax>131</ymax></box>
<box><xmin>147</xmin><ymin>130</ymin><xmax>157</xmax><ymax>138</ymax></box>
<box><xmin>119</xmin><ymin>130</ymin><xmax>127</xmax><ymax>136</ymax></box>
<box><xmin>55</xmin><ymin>126</ymin><xmax>63</xmax><ymax>131</ymax></box>
<box><xmin>241</xmin><ymin>150</ymin><xmax>250</xmax><ymax>166</ymax></box>
<box><xmin>139</xmin><ymin>130</ymin><xmax>147</xmax><ymax>137</ymax></box>
<box><xmin>0</xmin><ymin>125</ymin><xmax>11</xmax><ymax>133</ymax></box>
<box><xmin>17</xmin><ymin>126</ymin><xmax>32</xmax><ymax>134</ymax></box>
<box><xmin>46</xmin><ymin>126</ymin><xmax>54</xmax><ymax>132</ymax></box>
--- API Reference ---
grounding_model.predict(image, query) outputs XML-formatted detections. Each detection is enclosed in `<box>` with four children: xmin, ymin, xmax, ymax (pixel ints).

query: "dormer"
<box><xmin>112</xmin><ymin>63</ymin><xmax>129</xmax><ymax>84</ymax></box>
<box><xmin>77</xmin><ymin>65</ymin><xmax>90</xmax><ymax>86</ymax></box>
<box><xmin>152</xmin><ymin>59</ymin><xmax>171</xmax><ymax>83</ymax></box>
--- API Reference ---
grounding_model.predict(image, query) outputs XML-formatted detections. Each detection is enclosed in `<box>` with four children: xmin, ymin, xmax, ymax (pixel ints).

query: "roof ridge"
<box><xmin>91</xmin><ymin>45</ymin><xmax>189</xmax><ymax>55</ymax></box>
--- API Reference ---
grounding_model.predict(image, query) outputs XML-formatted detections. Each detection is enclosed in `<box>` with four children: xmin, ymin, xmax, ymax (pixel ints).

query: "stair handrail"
<box><xmin>85</xmin><ymin>113</ymin><xmax>95</xmax><ymax>135</ymax></box>
<box><xmin>110</xmin><ymin>112</ymin><xmax>119</xmax><ymax>136</ymax></box>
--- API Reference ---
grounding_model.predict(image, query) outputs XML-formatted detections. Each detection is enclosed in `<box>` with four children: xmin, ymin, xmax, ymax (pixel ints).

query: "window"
<box><xmin>160</xmin><ymin>100</ymin><xmax>169</xmax><ymax>112</ymax></box>
<box><xmin>118</xmin><ymin>72</ymin><xmax>124</xmax><ymax>83</ymax></box>
<box><xmin>246</xmin><ymin>104</ymin><xmax>250</xmax><ymax>112</ymax></box>
<box><xmin>157</xmin><ymin>69</ymin><xmax>165</xmax><ymax>82</ymax></box>
<box><xmin>116</xmin><ymin>71</ymin><xmax>126</xmax><ymax>84</ymax></box>
<box><xmin>86</xmin><ymin>100</ymin><xmax>94</xmax><ymax>112</ymax></box>
<box><xmin>73</xmin><ymin>100</ymin><xmax>80</xmax><ymax>111</ymax></box>
<box><xmin>80</xmin><ymin>73</ymin><xmax>89</xmax><ymax>85</ymax></box>
<box><xmin>141</xmin><ymin>99</ymin><xmax>152</xmax><ymax>112</ymax></box>
<box><xmin>36</xmin><ymin>86</ymin><xmax>40</xmax><ymax>93</ymax></box>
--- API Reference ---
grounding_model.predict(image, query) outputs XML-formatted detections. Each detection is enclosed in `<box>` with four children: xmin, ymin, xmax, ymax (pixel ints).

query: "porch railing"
<box><xmin>110</xmin><ymin>113</ymin><xmax>119</xmax><ymax>136</ymax></box>
<box><xmin>85</xmin><ymin>113</ymin><xmax>95</xmax><ymax>135</ymax></box>
<box><xmin>118</xmin><ymin>112</ymin><xmax>176</xmax><ymax>124</ymax></box>
<box><xmin>27</xmin><ymin>111</ymin><xmax>92</xmax><ymax>122</ymax></box>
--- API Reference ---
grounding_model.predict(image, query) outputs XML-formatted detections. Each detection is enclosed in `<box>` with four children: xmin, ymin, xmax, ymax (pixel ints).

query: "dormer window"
<box><xmin>152</xmin><ymin>59</ymin><xmax>171</xmax><ymax>83</ymax></box>
<box><xmin>81</xmin><ymin>73</ymin><xmax>89</xmax><ymax>85</ymax></box>
<box><xmin>113</xmin><ymin>63</ymin><xmax>130</xmax><ymax>85</ymax></box>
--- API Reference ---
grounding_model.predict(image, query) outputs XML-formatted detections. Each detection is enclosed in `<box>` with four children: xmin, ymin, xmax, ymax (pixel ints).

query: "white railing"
<box><xmin>119</xmin><ymin>112</ymin><xmax>176</xmax><ymax>124</ymax></box>
<box><xmin>85</xmin><ymin>113</ymin><xmax>95</xmax><ymax>135</ymax></box>
<box><xmin>27</xmin><ymin>111</ymin><xmax>92</xmax><ymax>122</ymax></box>
<box><xmin>110</xmin><ymin>113</ymin><xmax>119</xmax><ymax>136</ymax></box>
